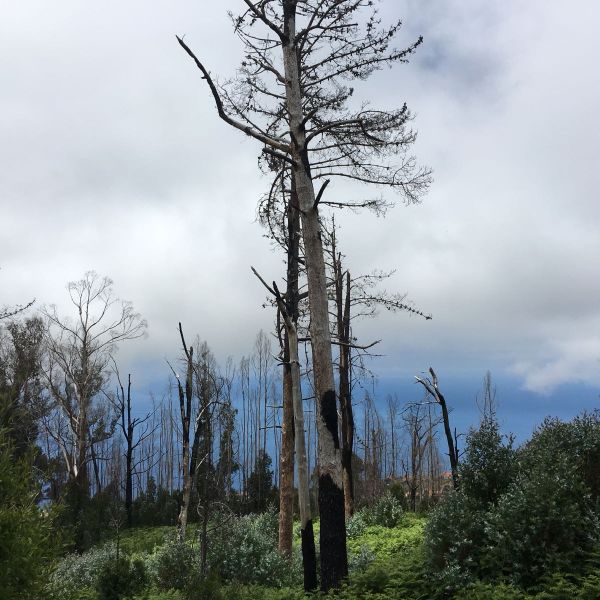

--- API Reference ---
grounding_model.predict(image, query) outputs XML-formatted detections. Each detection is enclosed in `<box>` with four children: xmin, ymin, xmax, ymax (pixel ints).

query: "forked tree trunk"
<box><xmin>282</xmin><ymin>2</ymin><xmax>347</xmax><ymax>590</ymax></box>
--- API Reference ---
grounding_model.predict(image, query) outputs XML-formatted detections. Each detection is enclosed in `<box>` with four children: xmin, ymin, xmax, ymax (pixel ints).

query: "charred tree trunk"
<box><xmin>278</xmin><ymin>347</ymin><xmax>294</xmax><ymax>556</ymax></box>
<box><xmin>176</xmin><ymin>323</ymin><xmax>194</xmax><ymax>541</ymax></box>
<box><xmin>124</xmin><ymin>375</ymin><xmax>134</xmax><ymax>527</ymax></box>
<box><xmin>335</xmin><ymin>254</ymin><xmax>355</xmax><ymax>518</ymax></box>
<box><xmin>415</xmin><ymin>368</ymin><xmax>459</xmax><ymax>490</ymax></box>
<box><xmin>272</xmin><ymin>279</ymin><xmax>318</xmax><ymax>592</ymax></box>
<box><xmin>281</xmin><ymin>4</ymin><xmax>347</xmax><ymax>589</ymax></box>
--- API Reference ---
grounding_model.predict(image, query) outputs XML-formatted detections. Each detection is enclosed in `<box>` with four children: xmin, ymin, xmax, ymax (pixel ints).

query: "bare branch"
<box><xmin>176</xmin><ymin>35</ymin><xmax>290</xmax><ymax>153</ymax></box>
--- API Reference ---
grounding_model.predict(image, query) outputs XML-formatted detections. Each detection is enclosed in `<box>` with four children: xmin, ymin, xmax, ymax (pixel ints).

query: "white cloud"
<box><xmin>1</xmin><ymin>1</ymin><xmax>599</xmax><ymax>397</ymax></box>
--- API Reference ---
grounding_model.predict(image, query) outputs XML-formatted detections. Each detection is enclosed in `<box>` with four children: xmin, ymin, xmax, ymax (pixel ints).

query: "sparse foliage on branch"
<box><xmin>42</xmin><ymin>272</ymin><xmax>146</xmax><ymax>498</ymax></box>
<box><xmin>177</xmin><ymin>2</ymin><xmax>430</xmax><ymax>589</ymax></box>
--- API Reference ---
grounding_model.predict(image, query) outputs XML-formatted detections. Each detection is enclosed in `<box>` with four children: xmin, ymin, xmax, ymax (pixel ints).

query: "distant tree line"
<box><xmin>0</xmin><ymin>271</ymin><xmax>448</xmax><ymax>552</ymax></box>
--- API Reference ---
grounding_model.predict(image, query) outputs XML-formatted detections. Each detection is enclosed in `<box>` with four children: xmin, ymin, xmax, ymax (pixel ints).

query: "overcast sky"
<box><xmin>1</xmin><ymin>1</ymin><xmax>599</xmax><ymax>431</ymax></box>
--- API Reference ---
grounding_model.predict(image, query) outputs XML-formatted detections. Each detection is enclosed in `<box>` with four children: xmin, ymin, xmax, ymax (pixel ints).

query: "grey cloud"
<box><xmin>1</xmin><ymin>0</ymin><xmax>599</xmax><ymax>395</ymax></box>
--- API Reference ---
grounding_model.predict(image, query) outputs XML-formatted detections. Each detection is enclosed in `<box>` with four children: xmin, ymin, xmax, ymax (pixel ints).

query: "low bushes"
<box><xmin>205</xmin><ymin>508</ymin><xmax>300</xmax><ymax>587</ymax></box>
<box><xmin>48</xmin><ymin>544</ymin><xmax>148</xmax><ymax>600</ymax></box>
<box><xmin>425</xmin><ymin>413</ymin><xmax>600</xmax><ymax>591</ymax></box>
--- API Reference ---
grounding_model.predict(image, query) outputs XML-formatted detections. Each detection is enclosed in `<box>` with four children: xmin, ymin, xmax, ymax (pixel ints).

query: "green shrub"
<box><xmin>48</xmin><ymin>543</ymin><xmax>117</xmax><ymax>597</ymax></box>
<box><xmin>0</xmin><ymin>433</ymin><xmax>56</xmax><ymax>599</ymax></box>
<box><xmin>366</xmin><ymin>491</ymin><xmax>405</xmax><ymax>528</ymax></box>
<box><xmin>346</xmin><ymin>491</ymin><xmax>404</xmax><ymax>540</ymax></box>
<box><xmin>425</xmin><ymin>414</ymin><xmax>600</xmax><ymax>588</ymax></box>
<box><xmin>579</xmin><ymin>571</ymin><xmax>600</xmax><ymax>599</ymax></box>
<box><xmin>348</xmin><ymin>562</ymin><xmax>390</xmax><ymax>595</ymax></box>
<box><xmin>346</xmin><ymin>511</ymin><xmax>368</xmax><ymax>539</ymax></box>
<box><xmin>347</xmin><ymin>514</ymin><xmax>426</xmax><ymax>560</ymax></box>
<box><xmin>348</xmin><ymin>545</ymin><xmax>375</xmax><ymax>573</ymax></box>
<box><xmin>96</xmin><ymin>555</ymin><xmax>148</xmax><ymax>600</ymax></box>
<box><xmin>148</xmin><ymin>536</ymin><xmax>197</xmax><ymax>590</ymax></box>
<box><xmin>485</xmin><ymin>459</ymin><xmax>597</xmax><ymax>585</ymax></box>
<box><xmin>425</xmin><ymin>490</ymin><xmax>487</xmax><ymax>586</ymax></box>
<box><xmin>459</xmin><ymin>418</ymin><xmax>515</xmax><ymax>507</ymax></box>
<box><xmin>388</xmin><ymin>480</ymin><xmax>409</xmax><ymax>510</ymax></box>
<box><xmin>183</xmin><ymin>571</ymin><xmax>224</xmax><ymax>600</ymax></box>
<box><xmin>141</xmin><ymin>591</ymin><xmax>183</xmax><ymax>600</ymax></box>
<box><xmin>205</xmin><ymin>508</ymin><xmax>298</xmax><ymax>587</ymax></box>
<box><xmin>454</xmin><ymin>581</ymin><xmax>525</xmax><ymax>599</ymax></box>
<box><xmin>529</xmin><ymin>572</ymin><xmax>580</xmax><ymax>599</ymax></box>
<box><xmin>220</xmin><ymin>585</ymin><xmax>306</xmax><ymax>600</ymax></box>
<box><xmin>334</xmin><ymin>547</ymin><xmax>437</xmax><ymax>600</ymax></box>
<box><xmin>118</xmin><ymin>525</ymin><xmax>178</xmax><ymax>555</ymax></box>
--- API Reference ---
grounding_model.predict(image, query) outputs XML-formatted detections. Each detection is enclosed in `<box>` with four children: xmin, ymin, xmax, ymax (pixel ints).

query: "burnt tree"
<box><xmin>177</xmin><ymin>1</ymin><xmax>430</xmax><ymax>588</ymax></box>
<box><xmin>415</xmin><ymin>367</ymin><xmax>459</xmax><ymax>490</ymax></box>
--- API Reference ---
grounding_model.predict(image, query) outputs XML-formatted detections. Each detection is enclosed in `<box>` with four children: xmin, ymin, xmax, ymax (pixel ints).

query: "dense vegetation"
<box><xmin>3</xmin><ymin>410</ymin><xmax>599</xmax><ymax>598</ymax></box>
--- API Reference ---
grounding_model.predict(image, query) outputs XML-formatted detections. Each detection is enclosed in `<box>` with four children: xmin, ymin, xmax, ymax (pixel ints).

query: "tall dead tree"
<box><xmin>327</xmin><ymin>224</ymin><xmax>431</xmax><ymax>517</ymax></box>
<box><xmin>276</xmin><ymin>178</ymin><xmax>300</xmax><ymax>558</ymax></box>
<box><xmin>172</xmin><ymin>323</ymin><xmax>224</xmax><ymax>543</ymax></box>
<box><xmin>402</xmin><ymin>402</ymin><xmax>430</xmax><ymax>511</ymax></box>
<box><xmin>178</xmin><ymin>1</ymin><xmax>430</xmax><ymax>588</ymax></box>
<box><xmin>252</xmin><ymin>267</ymin><xmax>318</xmax><ymax>591</ymax></box>
<box><xmin>43</xmin><ymin>272</ymin><xmax>146</xmax><ymax>499</ymax></box>
<box><xmin>415</xmin><ymin>368</ymin><xmax>459</xmax><ymax>490</ymax></box>
<box><xmin>172</xmin><ymin>322</ymin><xmax>197</xmax><ymax>540</ymax></box>
<box><xmin>112</xmin><ymin>370</ymin><xmax>154</xmax><ymax>527</ymax></box>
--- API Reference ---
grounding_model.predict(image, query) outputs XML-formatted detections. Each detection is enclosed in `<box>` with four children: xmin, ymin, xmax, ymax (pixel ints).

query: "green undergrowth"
<box><xmin>48</xmin><ymin>512</ymin><xmax>600</xmax><ymax>599</ymax></box>
<box><xmin>111</xmin><ymin>525</ymin><xmax>200</xmax><ymax>555</ymax></box>
<box><xmin>346</xmin><ymin>512</ymin><xmax>426</xmax><ymax>559</ymax></box>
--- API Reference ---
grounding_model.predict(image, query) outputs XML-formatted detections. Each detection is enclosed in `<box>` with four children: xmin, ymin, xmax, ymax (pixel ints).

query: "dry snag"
<box><xmin>415</xmin><ymin>367</ymin><xmax>459</xmax><ymax>489</ymax></box>
<box><xmin>178</xmin><ymin>1</ymin><xmax>429</xmax><ymax>589</ymax></box>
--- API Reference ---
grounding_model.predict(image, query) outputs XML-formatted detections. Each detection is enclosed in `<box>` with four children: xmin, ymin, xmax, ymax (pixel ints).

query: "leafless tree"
<box><xmin>275</xmin><ymin>179</ymin><xmax>301</xmax><ymax>559</ymax></box>
<box><xmin>252</xmin><ymin>267</ymin><xmax>318</xmax><ymax>590</ymax></box>
<box><xmin>477</xmin><ymin>370</ymin><xmax>497</xmax><ymax>424</ymax></box>
<box><xmin>171</xmin><ymin>323</ymin><xmax>227</xmax><ymax>557</ymax></box>
<box><xmin>327</xmin><ymin>223</ymin><xmax>430</xmax><ymax>517</ymax></box>
<box><xmin>177</xmin><ymin>3</ymin><xmax>430</xmax><ymax>585</ymax></box>
<box><xmin>402</xmin><ymin>401</ymin><xmax>431</xmax><ymax>511</ymax></box>
<box><xmin>415</xmin><ymin>367</ymin><xmax>459</xmax><ymax>490</ymax></box>
<box><xmin>42</xmin><ymin>272</ymin><xmax>146</xmax><ymax>497</ymax></box>
<box><xmin>178</xmin><ymin>0</ymin><xmax>429</xmax><ymax>590</ymax></box>
<box><xmin>111</xmin><ymin>368</ymin><xmax>155</xmax><ymax>527</ymax></box>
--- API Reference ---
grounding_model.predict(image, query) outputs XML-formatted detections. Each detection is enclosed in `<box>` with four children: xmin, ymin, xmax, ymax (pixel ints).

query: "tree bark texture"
<box><xmin>176</xmin><ymin>325</ymin><xmax>194</xmax><ymax>541</ymax></box>
<box><xmin>338</xmin><ymin>271</ymin><xmax>355</xmax><ymax>519</ymax></box>
<box><xmin>278</xmin><ymin>353</ymin><xmax>294</xmax><ymax>557</ymax></box>
<box><xmin>287</xmin><ymin>309</ymin><xmax>317</xmax><ymax>591</ymax></box>
<box><xmin>282</xmin><ymin>2</ymin><xmax>347</xmax><ymax>590</ymax></box>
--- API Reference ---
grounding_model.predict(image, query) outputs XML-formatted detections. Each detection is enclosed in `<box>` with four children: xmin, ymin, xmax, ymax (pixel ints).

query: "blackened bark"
<box><xmin>337</xmin><ymin>263</ymin><xmax>354</xmax><ymax>518</ymax></box>
<box><xmin>125</xmin><ymin>443</ymin><xmax>133</xmax><ymax>526</ymax></box>
<box><xmin>318</xmin><ymin>473</ymin><xmax>348</xmax><ymax>591</ymax></box>
<box><xmin>279</xmin><ymin>182</ymin><xmax>298</xmax><ymax>555</ymax></box>
<box><xmin>176</xmin><ymin>324</ymin><xmax>194</xmax><ymax>541</ymax></box>
<box><xmin>281</xmin><ymin>4</ymin><xmax>347</xmax><ymax>587</ymax></box>
<box><xmin>124</xmin><ymin>375</ymin><xmax>134</xmax><ymax>527</ymax></box>
<box><xmin>278</xmin><ymin>342</ymin><xmax>294</xmax><ymax>557</ymax></box>
<box><xmin>439</xmin><ymin>393</ymin><xmax>459</xmax><ymax>490</ymax></box>
<box><xmin>301</xmin><ymin>519</ymin><xmax>318</xmax><ymax>591</ymax></box>
<box><xmin>415</xmin><ymin>368</ymin><xmax>459</xmax><ymax>490</ymax></box>
<box><xmin>321</xmin><ymin>390</ymin><xmax>340</xmax><ymax>449</ymax></box>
